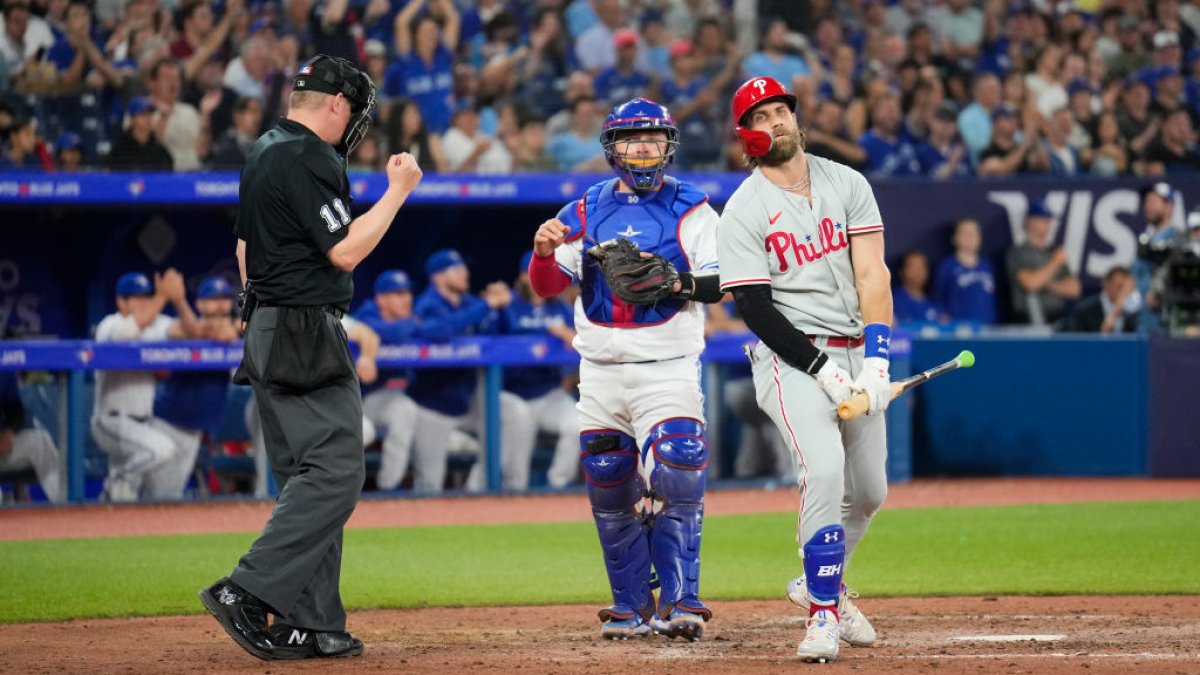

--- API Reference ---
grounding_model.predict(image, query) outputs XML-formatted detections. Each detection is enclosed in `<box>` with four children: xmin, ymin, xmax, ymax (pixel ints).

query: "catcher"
<box><xmin>528</xmin><ymin>97</ymin><xmax>724</xmax><ymax>641</ymax></box>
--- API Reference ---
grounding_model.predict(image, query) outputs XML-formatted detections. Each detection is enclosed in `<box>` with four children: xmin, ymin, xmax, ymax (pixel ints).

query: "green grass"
<box><xmin>1</xmin><ymin>500</ymin><xmax>1198</xmax><ymax>623</ymax></box>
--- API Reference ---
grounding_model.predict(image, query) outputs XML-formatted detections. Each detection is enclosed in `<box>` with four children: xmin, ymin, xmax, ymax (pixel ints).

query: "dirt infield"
<box><xmin>3</xmin><ymin>478</ymin><xmax>1200</xmax><ymax>673</ymax></box>
<box><xmin>4</xmin><ymin>477</ymin><xmax>1199</xmax><ymax>541</ymax></box>
<box><xmin>3</xmin><ymin>596</ymin><xmax>1198</xmax><ymax>674</ymax></box>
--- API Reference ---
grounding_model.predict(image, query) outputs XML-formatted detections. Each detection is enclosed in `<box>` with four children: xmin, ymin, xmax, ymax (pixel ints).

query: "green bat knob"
<box><xmin>957</xmin><ymin>350</ymin><xmax>976</xmax><ymax>368</ymax></box>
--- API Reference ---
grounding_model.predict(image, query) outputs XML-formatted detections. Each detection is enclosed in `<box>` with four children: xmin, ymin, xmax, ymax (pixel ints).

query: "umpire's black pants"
<box><xmin>230</xmin><ymin>306</ymin><xmax>365</xmax><ymax>632</ymax></box>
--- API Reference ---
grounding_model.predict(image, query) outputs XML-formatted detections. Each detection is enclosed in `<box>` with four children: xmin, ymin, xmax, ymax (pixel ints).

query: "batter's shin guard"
<box><xmin>803</xmin><ymin>524</ymin><xmax>846</xmax><ymax>612</ymax></box>
<box><xmin>581</xmin><ymin>431</ymin><xmax>654</xmax><ymax>620</ymax></box>
<box><xmin>646</xmin><ymin>419</ymin><xmax>712</xmax><ymax>620</ymax></box>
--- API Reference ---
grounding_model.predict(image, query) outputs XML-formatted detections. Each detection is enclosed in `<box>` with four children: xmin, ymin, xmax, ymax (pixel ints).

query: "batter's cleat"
<box><xmin>651</xmin><ymin>606</ymin><xmax>710</xmax><ymax>642</ymax></box>
<box><xmin>598</xmin><ymin>607</ymin><xmax>653</xmax><ymax>640</ymax></box>
<box><xmin>269</xmin><ymin>625</ymin><xmax>364</xmax><ymax>660</ymax></box>
<box><xmin>796</xmin><ymin>609</ymin><xmax>840</xmax><ymax>663</ymax></box>
<box><xmin>787</xmin><ymin>576</ymin><xmax>876</xmax><ymax>647</ymax></box>
<box><xmin>198</xmin><ymin>578</ymin><xmax>275</xmax><ymax>660</ymax></box>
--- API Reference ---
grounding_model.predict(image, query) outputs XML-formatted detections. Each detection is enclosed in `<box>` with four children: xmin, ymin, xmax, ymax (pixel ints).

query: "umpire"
<box><xmin>199</xmin><ymin>54</ymin><xmax>422</xmax><ymax>661</ymax></box>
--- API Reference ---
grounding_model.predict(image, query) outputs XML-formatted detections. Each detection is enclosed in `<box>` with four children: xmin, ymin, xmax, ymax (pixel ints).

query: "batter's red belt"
<box><xmin>810</xmin><ymin>335</ymin><xmax>865</xmax><ymax>348</ymax></box>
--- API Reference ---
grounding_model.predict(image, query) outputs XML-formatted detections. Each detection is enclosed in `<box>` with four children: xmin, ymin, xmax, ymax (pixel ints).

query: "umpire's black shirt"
<box><xmin>236</xmin><ymin>118</ymin><xmax>353</xmax><ymax>309</ymax></box>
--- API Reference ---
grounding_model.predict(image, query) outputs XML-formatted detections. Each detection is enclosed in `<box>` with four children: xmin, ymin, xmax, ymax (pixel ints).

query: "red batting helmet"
<box><xmin>731</xmin><ymin>76</ymin><xmax>797</xmax><ymax>157</ymax></box>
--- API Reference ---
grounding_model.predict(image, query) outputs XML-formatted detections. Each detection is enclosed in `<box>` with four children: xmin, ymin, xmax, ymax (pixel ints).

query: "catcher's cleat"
<box><xmin>796</xmin><ymin>608</ymin><xmax>840</xmax><ymax>663</ymax></box>
<box><xmin>651</xmin><ymin>606</ymin><xmax>709</xmax><ymax>642</ymax></box>
<box><xmin>199</xmin><ymin>578</ymin><xmax>275</xmax><ymax>660</ymax></box>
<box><xmin>787</xmin><ymin>576</ymin><xmax>876</xmax><ymax>647</ymax></box>
<box><xmin>598</xmin><ymin>607</ymin><xmax>653</xmax><ymax>640</ymax></box>
<box><xmin>269</xmin><ymin>624</ymin><xmax>364</xmax><ymax>659</ymax></box>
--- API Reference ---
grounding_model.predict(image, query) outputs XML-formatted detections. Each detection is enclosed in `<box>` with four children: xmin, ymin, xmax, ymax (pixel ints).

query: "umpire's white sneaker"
<box><xmin>787</xmin><ymin>576</ymin><xmax>877</xmax><ymax>647</ymax></box>
<box><xmin>796</xmin><ymin>609</ymin><xmax>839</xmax><ymax>663</ymax></box>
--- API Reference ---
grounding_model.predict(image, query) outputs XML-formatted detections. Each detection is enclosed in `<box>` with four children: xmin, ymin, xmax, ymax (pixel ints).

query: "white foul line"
<box><xmin>952</xmin><ymin>634</ymin><xmax>1066</xmax><ymax>642</ymax></box>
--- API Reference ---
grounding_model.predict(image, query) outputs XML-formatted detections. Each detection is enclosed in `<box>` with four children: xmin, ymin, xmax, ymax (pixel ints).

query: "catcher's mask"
<box><xmin>294</xmin><ymin>54</ymin><xmax>377</xmax><ymax>157</ymax></box>
<box><xmin>601</xmin><ymin>97</ymin><xmax>679</xmax><ymax>192</ymax></box>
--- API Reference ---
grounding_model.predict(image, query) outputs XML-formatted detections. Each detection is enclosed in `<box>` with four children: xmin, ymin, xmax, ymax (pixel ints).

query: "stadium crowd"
<box><xmin>0</xmin><ymin>0</ymin><xmax>1198</xmax><ymax>175</ymax></box>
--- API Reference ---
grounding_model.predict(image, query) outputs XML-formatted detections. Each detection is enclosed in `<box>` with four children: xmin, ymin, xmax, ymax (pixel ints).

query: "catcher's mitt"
<box><xmin>586</xmin><ymin>238</ymin><xmax>680</xmax><ymax>305</ymax></box>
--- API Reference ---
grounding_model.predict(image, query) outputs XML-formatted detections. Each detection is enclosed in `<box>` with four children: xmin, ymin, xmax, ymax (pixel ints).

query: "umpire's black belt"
<box><xmin>258</xmin><ymin>303</ymin><xmax>346</xmax><ymax>319</ymax></box>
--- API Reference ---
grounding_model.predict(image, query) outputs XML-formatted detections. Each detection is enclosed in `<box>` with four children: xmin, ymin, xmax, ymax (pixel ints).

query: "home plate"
<box><xmin>952</xmin><ymin>634</ymin><xmax>1067</xmax><ymax>642</ymax></box>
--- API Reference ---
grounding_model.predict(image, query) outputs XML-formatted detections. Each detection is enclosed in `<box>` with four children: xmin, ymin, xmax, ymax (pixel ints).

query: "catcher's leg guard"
<box><xmin>646</xmin><ymin>418</ymin><xmax>712</xmax><ymax>630</ymax></box>
<box><xmin>581</xmin><ymin>430</ymin><xmax>654</xmax><ymax>627</ymax></box>
<box><xmin>803</xmin><ymin>524</ymin><xmax>846</xmax><ymax>612</ymax></box>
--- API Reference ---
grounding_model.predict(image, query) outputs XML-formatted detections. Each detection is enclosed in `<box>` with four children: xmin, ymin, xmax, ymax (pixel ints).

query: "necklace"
<box><xmin>774</xmin><ymin>174</ymin><xmax>810</xmax><ymax>192</ymax></box>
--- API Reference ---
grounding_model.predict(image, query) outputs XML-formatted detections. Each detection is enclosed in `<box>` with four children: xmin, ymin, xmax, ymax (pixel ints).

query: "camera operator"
<box><xmin>1134</xmin><ymin>182</ymin><xmax>1184</xmax><ymax>334</ymax></box>
<box><xmin>1160</xmin><ymin>211</ymin><xmax>1200</xmax><ymax>336</ymax></box>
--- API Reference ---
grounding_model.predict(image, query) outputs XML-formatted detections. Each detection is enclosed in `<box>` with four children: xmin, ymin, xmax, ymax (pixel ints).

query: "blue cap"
<box><xmin>197</xmin><ymin>276</ymin><xmax>235</xmax><ymax>299</ymax></box>
<box><xmin>56</xmin><ymin>132</ymin><xmax>82</xmax><ymax>152</ymax></box>
<box><xmin>1027</xmin><ymin>199</ymin><xmax>1054</xmax><ymax>219</ymax></box>
<box><xmin>128</xmin><ymin>96</ymin><xmax>155</xmax><ymax>116</ymax></box>
<box><xmin>116</xmin><ymin>272</ymin><xmax>153</xmax><ymax>297</ymax></box>
<box><xmin>1066</xmin><ymin>78</ymin><xmax>1093</xmax><ymax>96</ymax></box>
<box><xmin>991</xmin><ymin>104</ymin><xmax>1016</xmax><ymax>121</ymax></box>
<box><xmin>425</xmin><ymin>249</ymin><xmax>466</xmax><ymax>276</ymax></box>
<box><xmin>374</xmin><ymin>269</ymin><xmax>412</xmax><ymax>294</ymax></box>
<box><xmin>519</xmin><ymin>250</ymin><xmax>534</xmax><ymax>274</ymax></box>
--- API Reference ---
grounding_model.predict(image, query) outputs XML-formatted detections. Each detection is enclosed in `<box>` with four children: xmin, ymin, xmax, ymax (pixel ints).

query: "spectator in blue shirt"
<box><xmin>353</xmin><ymin>270</ymin><xmax>422</xmax><ymax>492</ymax></box>
<box><xmin>893</xmin><ymin>250</ymin><xmax>947</xmax><ymax>325</ymax></box>
<box><xmin>594</xmin><ymin>28</ymin><xmax>649</xmax><ymax>106</ymax></box>
<box><xmin>917</xmin><ymin>102</ymin><xmax>973</xmax><ymax>178</ymax></box>
<box><xmin>958</xmin><ymin>72</ymin><xmax>1002</xmax><ymax>163</ymax></box>
<box><xmin>547</xmin><ymin>96</ymin><xmax>608</xmax><ymax>172</ymax></box>
<box><xmin>407</xmin><ymin>249</ymin><xmax>536</xmax><ymax>493</ymax></box>
<box><xmin>504</xmin><ymin>251</ymin><xmax>580</xmax><ymax>488</ymax></box>
<box><xmin>934</xmin><ymin>218</ymin><xmax>998</xmax><ymax>325</ymax></box>
<box><xmin>386</xmin><ymin>0</ymin><xmax>461</xmax><ymax>133</ymax></box>
<box><xmin>860</xmin><ymin>94</ymin><xmax>921</xmax><ymax>177</ymax></box>
<box><xmin>742</xmin><ymin>19</ymin><xmax>811</xmax><ymax>91</ymax></box>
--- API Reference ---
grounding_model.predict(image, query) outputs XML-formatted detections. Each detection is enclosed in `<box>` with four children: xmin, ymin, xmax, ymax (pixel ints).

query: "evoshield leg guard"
<box><xmin>646</xmin><ymin>418</ymin><xmax>712</xmax><ymax>639</ymax></box>
<box><xmin>581</xmin><ymin>430</ymin><xmax>654</xmax><ymax>635</ymax></box>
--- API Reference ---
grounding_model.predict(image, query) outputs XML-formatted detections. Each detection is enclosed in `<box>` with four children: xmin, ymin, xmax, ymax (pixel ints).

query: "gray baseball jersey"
<box><xmin>716</xmin><ymin>154</ymin><xmax>884</xmax><ymax>336</ymax></box>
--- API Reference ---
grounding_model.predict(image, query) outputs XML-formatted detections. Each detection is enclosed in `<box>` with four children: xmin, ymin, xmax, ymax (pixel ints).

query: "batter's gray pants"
<box><xmin>229</xmin><ymin>307</ymin><xmax>365</xmax><ymax>632</ymax></box>
<box><xmin>750</xmin><ymin>338</ymin><xmax>888</xmax><ymax>568</ymax></box>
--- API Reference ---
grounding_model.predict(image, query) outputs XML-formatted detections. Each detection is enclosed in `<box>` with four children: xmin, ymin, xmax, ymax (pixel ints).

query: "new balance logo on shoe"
<box><xmin>817</xmin><ymin>564</ymin><xmax>842</xmax><ymax>577</ymax></box>
<box><xmin>288</xmin><ymin>630</ymin><xmax>308</xmax><ymax>645</ymax></box>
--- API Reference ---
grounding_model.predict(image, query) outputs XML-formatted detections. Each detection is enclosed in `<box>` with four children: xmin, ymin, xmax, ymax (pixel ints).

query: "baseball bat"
<box><xmin>837</xmin><ymin>350</ymin><xmax>975</xmax><ymax>421</ymax></box>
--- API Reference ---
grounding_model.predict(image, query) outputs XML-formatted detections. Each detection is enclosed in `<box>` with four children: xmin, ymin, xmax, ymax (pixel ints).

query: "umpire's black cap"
<box><xmin>293</xmin><ymin>55</ymin><xmax>373</xmax><ymax>113</ymax></box>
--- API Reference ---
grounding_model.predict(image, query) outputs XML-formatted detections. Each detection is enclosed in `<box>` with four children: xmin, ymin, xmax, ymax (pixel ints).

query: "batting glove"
<box><xmin>854</xmin><ymin>356</ymin><xmax>892</xmax><ymax>415</ymax></box>
<box><xmin>815</xmin><ymin>359</ymin><xmax>855</xmax><ymax>406</ymax></box>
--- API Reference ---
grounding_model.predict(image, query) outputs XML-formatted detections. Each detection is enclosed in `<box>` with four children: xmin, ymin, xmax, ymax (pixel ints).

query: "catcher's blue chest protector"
<box><xmin>558</xmin><ymin>177</ymin><xmax>706</xmax><ymax>327</ymax></box>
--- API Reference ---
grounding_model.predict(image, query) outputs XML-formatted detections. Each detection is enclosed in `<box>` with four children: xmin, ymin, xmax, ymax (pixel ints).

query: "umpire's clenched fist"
<box><xmin>386</xmin><ymin>153</ymin><xmax>423</xmax><ymax>194</ymax></box>
<box><xmin>534</xmin><ymin>218</ymin><xmax>570</xmax><ymax>257</ymax></box>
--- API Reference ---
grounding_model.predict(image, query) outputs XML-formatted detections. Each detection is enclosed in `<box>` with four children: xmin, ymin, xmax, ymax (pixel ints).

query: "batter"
<box><xmin>716</xmin><ymin>76</ymin><xmax>894</xmax><ymax>663</ymax></box>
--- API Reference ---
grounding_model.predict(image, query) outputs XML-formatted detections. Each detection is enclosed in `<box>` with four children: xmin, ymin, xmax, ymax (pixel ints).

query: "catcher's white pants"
<box><xmin>575</xmin><ymin>355</ymin><xmax>706</xmax><ymax>485</ymax></box>
<box><xmin>0</xmin><ymin>427</ymin><xmax>64</xmax><ymax>503</ymax></box>
<box><xmin>748</xmin><ymin>339</ymin><xmax>888</xmax><ymax>564</ymax></box>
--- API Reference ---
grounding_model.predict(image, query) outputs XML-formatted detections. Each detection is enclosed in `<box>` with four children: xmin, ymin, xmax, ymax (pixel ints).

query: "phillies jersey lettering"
<box><xmin>765</xmin><ymin>217</ymin><xmax>850</xmax><ymax>272</ymax></box>
<box><xmin>717</xmin><ymin>154</ymin><xmax>883</xmax><ymax>337</ymax></box>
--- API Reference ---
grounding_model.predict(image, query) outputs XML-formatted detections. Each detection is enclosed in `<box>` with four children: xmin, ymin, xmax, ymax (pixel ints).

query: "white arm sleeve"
<box><xmin>554</xmin><ymin>238</ymin><xmax>584</xmax><ymax>281</ymax></box>
<box><xmin>679</xmin><ymin>202</ymin><xmax>720</xmax><ymax>275</ymax></box>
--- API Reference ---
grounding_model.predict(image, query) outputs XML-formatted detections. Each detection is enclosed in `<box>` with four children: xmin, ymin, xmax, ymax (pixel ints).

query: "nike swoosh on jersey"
<box><xmin>770</xmin><ymin>211</ymin><xmax>782</xmax><ymax>225</ymax></box>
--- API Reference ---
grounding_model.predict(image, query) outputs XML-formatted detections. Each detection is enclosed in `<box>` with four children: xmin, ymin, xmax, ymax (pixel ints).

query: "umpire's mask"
<box><xmin>293</xmin><ymin>54</ymin><xmax>377</xmax><ymax>156</ymax></box>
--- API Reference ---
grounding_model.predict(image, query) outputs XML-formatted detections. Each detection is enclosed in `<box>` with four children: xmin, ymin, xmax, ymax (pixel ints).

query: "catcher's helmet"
<box><xmin>601</xmin><ymin>97</ymin><xmax>679</xmax><ymax>191</ymax></box>
<box><xmin>731</xmin><ymin>76</ymin><xmax>797</xmax><ymax>157</ymax></box>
